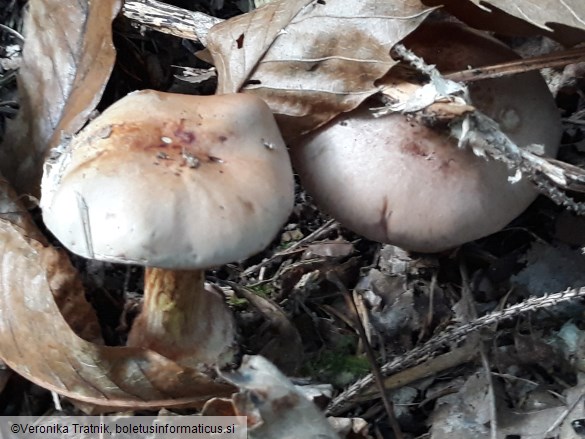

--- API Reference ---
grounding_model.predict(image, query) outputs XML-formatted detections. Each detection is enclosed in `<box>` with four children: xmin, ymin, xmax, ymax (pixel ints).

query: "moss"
<box><xmin>278</xmin><ymin>241</ymin><xmax>296</xmax><ymax>250</ymax></box>
<box><xmin>248</xmin><ymin>283</ymin><xmax>275</xmax><ymax>298</ymax></box>
<box><xmin>227</xmin><ymin>283</ymin><xmax>275</xmax><ymax>307</ymax></box>
<box><xmin>227</xmin><ymin>295</ymin><xmax>249</xmax><ymax>309</ymax></box>
<box><xmin>302</xmin><ymin>339</ymin><xmax>370</xmax><ymax>387</ymax></box>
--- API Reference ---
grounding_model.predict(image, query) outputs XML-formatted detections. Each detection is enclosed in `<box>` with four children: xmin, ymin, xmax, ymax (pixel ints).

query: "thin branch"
<box><xmin>545</xmin><ymin>390</ymin><xmax>585</xmax><ymax>436</ymax></box>
<box><xmin>459</xmin><ymin>261</ymin><xmax>497</xmax><ymax>439</ymax></box>
<box><xmin>241</xmin><ymin>219</ymin><xmax>339</xmax><ymax>278</ymax></box>
<box><xmin>327</xmin><ymin>271</ymin><xmax>403</xmax><ymax>439</ymax></box>
<box><xmin>445</xmin><ymin>46</ymin><xmax>585</xmax><ymax>83</ymax></box>
<box><xmin>0</xmin><ymin>23</ymin><xmax>24</xmax><ymax>41</ymax></box>
<box><xmin>393</xmin><ymin>44</ymin><xmax>585</xmax><ymax>212</ymax></box>
<box><xmin>327</xmin><ymin>287</ymin><xmax>585</xmax><ymax>416</ymax></box>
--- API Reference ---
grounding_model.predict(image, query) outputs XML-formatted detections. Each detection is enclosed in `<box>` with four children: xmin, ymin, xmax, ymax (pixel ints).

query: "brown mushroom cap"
<box><xmin>41</xmin><ymin>90</ymin><xmax>294</xmax><ymax>268</ymax></box>
<box><xmin>291</xmin><ymin>23</ymin><xmax>561</xmax><ymax>252</ymax></box>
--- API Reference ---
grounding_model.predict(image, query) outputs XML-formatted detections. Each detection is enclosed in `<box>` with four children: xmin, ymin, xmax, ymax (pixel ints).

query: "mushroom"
<box><xmin>291</xmin><ymin>23</ymin><xmax>561</xmax><ymax>252</ymax></box>
<box><xmin>41</xmin><ymin>90</ymin><xmax>294</xmax><ymax>368</ymax></box>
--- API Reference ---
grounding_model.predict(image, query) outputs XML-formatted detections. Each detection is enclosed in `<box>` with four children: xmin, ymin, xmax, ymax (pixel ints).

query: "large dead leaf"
<box><xmin>206</xmin><ymin>0</ymin><xmax>433</xmax><ymax>139</ymax></box>
<box><xmin>0</xmin><ymin>0</ymin><xmax>121</xmax><ymax>196</ymax></box>
<box><xmin>0</xmin><ymin>179</ymin><xmax>234</xmax><ymax>409</ymax></box>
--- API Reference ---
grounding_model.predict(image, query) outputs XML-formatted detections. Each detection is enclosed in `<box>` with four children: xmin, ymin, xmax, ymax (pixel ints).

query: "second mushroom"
<box><xmin>291</xmin><ymin>23</ymin><xmax>561</xmax><ymax>253</ymax></box>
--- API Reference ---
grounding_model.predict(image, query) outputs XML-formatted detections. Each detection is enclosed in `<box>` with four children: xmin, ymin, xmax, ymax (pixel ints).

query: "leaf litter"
<box><xmin>2</xmin><ymin>0</ymin><xmax>585</xmax><ymax>437</ymax></box>
<box><xmin>0</xmin><ymin>175</ymin><xmax>235</xmax><ymax>410</ymax></box>
<box><xmin>0</xmin><ymin>0</ymin><xmax>121</xmax><ymax>197</ymax></box>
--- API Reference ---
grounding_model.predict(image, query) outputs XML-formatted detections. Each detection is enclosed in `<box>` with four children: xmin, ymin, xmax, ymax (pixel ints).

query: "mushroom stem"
<box><xmin>127</xmin><ymin>268</ymin><xmax>235</xmax><ymax>368</ymax></box>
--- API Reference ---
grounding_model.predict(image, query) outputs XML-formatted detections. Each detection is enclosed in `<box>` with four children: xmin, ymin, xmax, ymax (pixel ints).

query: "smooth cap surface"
<box><xmin>42</xmin><ymin>90</ymin><xmax>294</xmax><ymax>268</ymax></box>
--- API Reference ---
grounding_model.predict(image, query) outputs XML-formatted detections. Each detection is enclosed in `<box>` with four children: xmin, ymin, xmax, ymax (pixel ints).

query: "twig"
<box><xmin>351</xmin><ymin>340</ymin><xmax>478</xmax><ymax>401</ymax></box>
<box><xmin>531</xmin><ymin>173</ymin><xmax>585</xmax><ymax>214</ymax></box>
<box><xmin>277</xmin><ymin>219</ymin><xmax>338</xmax><ymax>256</ymax></box>
<box><xmin>0</xmin><ymin>23</ymin><xmax>24</xmax><ymax>41</ymax></box>
<box><xmin>327</xmin><ymin>287</ymin><xmax>585</xmax><ymax>416</ymax></box>
<box><xmin>241</xmin><ymin>219</ymin><xmax>338</xmax><ymax>277</ymax></box>
<box><xmin>481</xmin><ymin>347</ymin><xmax>497</xmax><ymax>439</ymax></box>
<box><xmin>459</xmin><ymin>261</ymin><xmax>497</xmax><ymax>439</ymax></box>
<box><xmin>492</xmin><ymin>372</ymin><xmax>565</xmax><ymax>401</ymax></box>
<box><xmin>545</xmin><ymin>389</ymin><xmax>585</xmax><ymax>436</ymax></box>
<box><xmin>50</xmin><ymin>391</ymin><xmax>63</xmax><ymax>412</ymax></box>
<box><xmin>122</xmin><ymin>0</ymin><xmax>223</xmax><ymax>44</ymax></box>
<box><xmin>455</xmin><ymin>106</ymin><xmax>585</xmax><ymax>213</ymax></box>
<box><xmin>391</xmin><ymin>44</ymin><xmax>585</xmax><ymax>212</ymax></box>
<box><xmin>445</xmin><ymin>46</ymin><xmax>585</xmax><ymax>83</ymax></box>
<box><xmin>327</xmin><ymin>271</ymin><xmax>403</xmax><ymax>439</ymax></box>
<box><xmin>564</xmin><ymin>117</ymin><xmax>585</xmax><ymax>126</ymax></box>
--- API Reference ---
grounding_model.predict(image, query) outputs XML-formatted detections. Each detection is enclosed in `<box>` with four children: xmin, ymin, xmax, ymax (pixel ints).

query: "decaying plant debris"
<box><xmin>1</xmin><ymin>0</ymin><xmax>585</xmax><ymax>438</ymax></box>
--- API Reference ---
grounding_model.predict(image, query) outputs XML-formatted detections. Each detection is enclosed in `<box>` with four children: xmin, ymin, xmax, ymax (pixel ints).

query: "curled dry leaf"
<box><xmin>467</xmin><ymin>0</ymin><xmax>585</xmax><ymax>34</ymax></box>
<box><xmin>422</xmin><ymin>0</ymin><xmax>585</xmax><ymax>45</ymax></box>
<box><xmin>220</xmin><ymin>355</ymin><xmax>339</xmax><ymax>439</ymax></box>
<box><xmin>0</xmin><ymin>180</ymin><xmax>234</xmax><ymax>409</ymax></box>
<box><xmin>0</xmin><ymin>175</ymin><xmax>44</xmax><ymax>242</ymax></box>
<box><xmin>206</xmin><ymin>0</ymin><xmax>434</xmax><ymax>139</ymax></box>
<box><xmin>0</xmin><ymin>174</ymin><xmax>100</xmax><ymax>341</ymax></box>
<box><xmin>0</xmin><ymin>0</ymin><xmax>121</xmax><ymax>196</ymax></box>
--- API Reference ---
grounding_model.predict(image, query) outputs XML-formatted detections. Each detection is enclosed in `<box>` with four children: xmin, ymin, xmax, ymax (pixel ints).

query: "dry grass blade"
<box><xmin>445</xmin><ymin>46</ymin><xmax>585</xmax><ymax>83</ymax></box>
<box><xmin>459</xmin><ymin>261</ymin><xmax>497</xmax><ymax>439</ymax></box>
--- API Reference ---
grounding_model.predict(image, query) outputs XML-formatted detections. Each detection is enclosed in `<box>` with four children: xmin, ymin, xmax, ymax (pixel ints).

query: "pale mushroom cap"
<box><xmin>42</xmin><ymin>90</ymin><xmax>294</xmax><ymax>268</ymax></box>
<box><xmin>292</xmin><ymin>23</ymin><xmax>561</xmax><ymax>252</ymax></box>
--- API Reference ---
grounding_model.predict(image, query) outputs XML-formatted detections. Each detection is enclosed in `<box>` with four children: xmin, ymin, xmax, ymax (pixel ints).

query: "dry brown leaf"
<box><xmin>220</xmin><ymin>355</ymin><xmax>339</xmax><ymax>439</ymax></box>
<box><xmin>0</xmin><ymin>221</ymin><xmax>234</xmax><ymax>408</ymax></box>
<box><xmin>469</xmin><ymin>0</ymin><xmax>585</xmax><ymax>33</ymax></box>
<box><xmin>0</xmin><ymin>0</ymin><xmax>121</xmax><ymax>196</ymax></box>
<box><xmin>422</xmin><ymin>0</ymin><xmax>585</xmax><ymax>46</ymax></box>
<box><xmin>0</xmin><ymin>175</ymin><xmax>44</xmax><ymax>242</ymax></box>
<box><xmin>1</xmin><ymin>173</ymin><xmax>102</xmax><ymax>343</ymax></box>
<box><xmin>0</xmin><ymin>181</ymin><xmax>234</xmax><ymax>409</ymax></box>
<box><xmin>206</xmin><ymin>0</ymin><xmax>434</xmax><ymax>139</ymax></box>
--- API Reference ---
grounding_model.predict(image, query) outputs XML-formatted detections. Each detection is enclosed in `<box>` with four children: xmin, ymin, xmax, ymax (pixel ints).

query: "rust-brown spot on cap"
<box><xmin>41</xmin><ymin>90</ymin><xmax>295</xmax><ymax>269</ymax></box>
